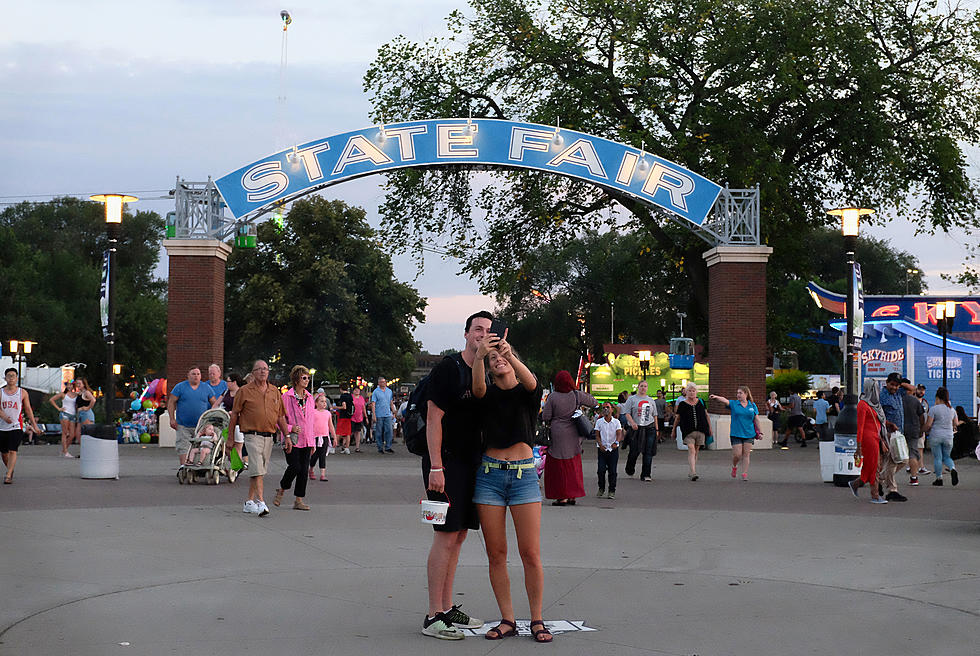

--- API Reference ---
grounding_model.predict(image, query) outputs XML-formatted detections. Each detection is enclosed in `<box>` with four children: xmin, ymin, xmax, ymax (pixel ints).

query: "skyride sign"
<box><xmin>214</xmin><ymin>119</ymin><xmax>723</xmax><ymax>226</ymax></box>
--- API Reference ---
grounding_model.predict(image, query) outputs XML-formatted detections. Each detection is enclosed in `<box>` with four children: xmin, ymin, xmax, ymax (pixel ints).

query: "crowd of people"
<box><xmin>2</xmin><ymin>312</ymin><xmax>979</xmax><ymax>643</ymax></box>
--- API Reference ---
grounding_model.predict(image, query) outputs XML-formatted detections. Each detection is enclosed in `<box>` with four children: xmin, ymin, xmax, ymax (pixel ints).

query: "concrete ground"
<box><xmin>1</xmin><ymin>440</ymin><xmax>978</xmax><ymax>656</ymax></box>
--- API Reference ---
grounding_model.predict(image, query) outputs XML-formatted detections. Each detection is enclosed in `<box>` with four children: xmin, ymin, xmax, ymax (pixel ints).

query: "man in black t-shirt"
<box><xmin>420</xmin><ymin>311</ymin><xmax>492</xmax><ymax>640</ymax></box>
<box><xmin>336</xmin><ymin>385</ymin><xmax>353</xmax><ymax>454</ymax></box>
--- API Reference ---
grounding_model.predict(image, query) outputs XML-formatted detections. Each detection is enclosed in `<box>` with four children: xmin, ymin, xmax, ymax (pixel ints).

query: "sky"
<box><xmin>1</xmin><ymin>1</ymin><xmax>976</xmax><ymax>354</ymax></box>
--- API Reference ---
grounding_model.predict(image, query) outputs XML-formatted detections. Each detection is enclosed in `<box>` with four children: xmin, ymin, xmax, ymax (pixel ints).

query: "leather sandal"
<box><xmin>484</xmin><ymin>619</ymin><xmax>517</xmax><ymax>640</ymax></box>
<box><xmin>530</xmin><ymin>620</ymin><xmax>553</xmax><ymax>643</ymax></box>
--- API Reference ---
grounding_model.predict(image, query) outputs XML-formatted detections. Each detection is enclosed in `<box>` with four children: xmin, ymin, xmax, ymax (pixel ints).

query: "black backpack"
<box><xmin>404</xmin><ymin>355</ymin><xmax>468</xmax><ymax>456</ymax></box>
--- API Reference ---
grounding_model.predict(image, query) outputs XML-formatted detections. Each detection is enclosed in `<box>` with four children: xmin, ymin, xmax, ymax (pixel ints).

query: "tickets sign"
<box><xmin>214</xmin><ymin>119</ymin><xmax>723</xmax><ymax>225</ymax></box>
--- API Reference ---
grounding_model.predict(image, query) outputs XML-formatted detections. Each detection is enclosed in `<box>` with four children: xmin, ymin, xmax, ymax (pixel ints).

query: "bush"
<box><xmin>766</xmin><ymin>370</ymin><xmax>812</xmax><ymax>398</ymax></box>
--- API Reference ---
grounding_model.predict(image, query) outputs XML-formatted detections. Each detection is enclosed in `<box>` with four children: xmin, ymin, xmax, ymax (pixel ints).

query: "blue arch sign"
<box><xmin>214</xmin><ymin>119</ymin><xmax>723</xmax><ymax>225</ymax></box>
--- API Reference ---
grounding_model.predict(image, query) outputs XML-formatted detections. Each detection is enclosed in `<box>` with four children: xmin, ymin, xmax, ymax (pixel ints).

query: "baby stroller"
<box><xmin>177</xmin><ymin>408</ymin><xmax>237</xmax><ymax>485</ymax></box>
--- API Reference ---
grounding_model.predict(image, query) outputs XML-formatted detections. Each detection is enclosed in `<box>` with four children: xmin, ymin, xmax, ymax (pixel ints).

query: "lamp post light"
<box><xmin>90</xmin><ymin>193</ymin><xmax>137</xmax><ymax>421</ymax></box>
<box><xmin>936</xmin><ymin>301</ymin><xmax>956</xmax><ymax>389</ymax></box>
<box><xmin>905</xmin><ymin>268</ymin><xmax>918</xmax><ymax>295</ymax></box>
<box><xmin>677</xmin><ymin>312</ymin><xmax>687</xmax><ymax>337</ymax></box>
<box><xmin>828</xmin><ymin>207</ymin><xmax>874</xmax><ymax>399</ymax></box>
<box><xmin>637</xmin><ymin>350</ymin><xmax>651</xmax><ymax>381</ymax></box>
<box><xmin>7</xmin><ymin>340</ymin><xmax>37</xmax><ymax>381</ymax></box>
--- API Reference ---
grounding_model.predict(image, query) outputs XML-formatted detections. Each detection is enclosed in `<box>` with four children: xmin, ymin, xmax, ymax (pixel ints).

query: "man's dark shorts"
<box><xmin>0</xmin><ymin>429</ymin><xmax>24</xmax><ymax>453</ymax></box>
<box><xmin>788</xmin><ymin>415</ymin><xmax>808</xmax><ymax>430</ymax></box>
<box><xmin>422</xmin><ymin>453</ymin><xmax>479</xmax><ymax>533</ymax></box>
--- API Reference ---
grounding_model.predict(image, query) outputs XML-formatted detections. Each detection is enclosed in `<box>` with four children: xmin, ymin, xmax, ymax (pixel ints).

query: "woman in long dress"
<box><xmin>540</xmin><ymin>370</ymin><xmax>595</xmax><ymax>506</ymax></box>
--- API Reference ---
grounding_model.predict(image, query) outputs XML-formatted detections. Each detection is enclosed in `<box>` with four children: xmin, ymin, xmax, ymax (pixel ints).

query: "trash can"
<box><xmin>80</xmin><ymin>424</ymin><xmax>119</xmax><ymax>480</ymax></box>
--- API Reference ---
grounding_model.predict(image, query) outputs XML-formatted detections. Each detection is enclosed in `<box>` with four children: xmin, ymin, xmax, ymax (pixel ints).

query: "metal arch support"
<box><xmin>689</xmin><ymin>185</ymin><xmax>760</xmax><ymax>246</ymax></box>
<box><xmin>169</xmin><ymin>177</ymin><xmax>239</xmax><ymax>241</ymax></box>
<box><xmin>169</xmin><ymin>179</ymin><xmax>759</xmax><ymax>248</ymax></box>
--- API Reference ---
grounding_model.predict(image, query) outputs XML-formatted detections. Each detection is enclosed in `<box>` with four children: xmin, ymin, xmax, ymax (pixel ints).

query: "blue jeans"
<box><xmin>597</xmin><ymin>448</ymin><xmax>619</xmax><ymax>492</ymax></box>
<box><xmin>931</xmin><ymin>436</ymin><xmax>954</xmax><ymax>477</ymax></box>
<box><xmin>374</xmin><ymin>416</ymin><xmax>393</xmax><ymax>451</ymax></box>
<box><xmin>625</xmin><ymin>425</ymin><xmax>657</xmax><ymax>478</ymax></box>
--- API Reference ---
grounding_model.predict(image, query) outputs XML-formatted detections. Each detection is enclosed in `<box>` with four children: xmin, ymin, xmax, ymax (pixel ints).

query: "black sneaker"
<box><xmin>932</xmin><ymin>478</ymin><xmax>943</xmax><ymax>486</ymax></box>
<box><xmin>444</xmin><ymin>604</ymin><xmax>482</xmax><ymax>629</ymax></box>
<box><xmin>951</xmin><ymin>469</ymin><xmax>959</xmax><ymax>486</ymax></box>
<box><xmin>884</xmin><ymin>491</ymin><xmax>907</xmax><ymax>502</ymax></box>
<box><xmin>422</xmin><ymin>613</ymin><xmax>464</xmax><ymax>640</ymax></box>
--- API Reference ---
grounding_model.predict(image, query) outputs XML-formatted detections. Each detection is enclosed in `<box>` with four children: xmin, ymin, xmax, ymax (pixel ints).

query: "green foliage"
<box><xmin>223</xmin><ymin>198</ymin><xmax>426</xmax><ymax>382</ymax></box>
<box><xmin>771</xmin><ymin>227</ymin><xmax>924</xmax><ymax>372</ymax></box>
<box><xmin>766</xmin><ymin>370</ymin><xmax>813</xmax><ymax>397</ymax></box>
<box><xmin>0</xmin><ymin>198</ymin><xmax>167</xmax><ymax>388</ymax></box>
<box><xmin>490</xmin><ymin>230</ymin><xmax>693</xmax><ymax>381</ymax></box>
<box><xmin>364</xmin><ymin>0</ymin><xmax>980</xmax><ymax>358</ymax></box>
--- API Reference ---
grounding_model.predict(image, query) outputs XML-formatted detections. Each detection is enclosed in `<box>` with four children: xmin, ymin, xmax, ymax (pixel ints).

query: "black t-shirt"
<box><xmin>337</xmin><ymin>393</ymin><xmax>353</xmax><ymax>419</ymax></box>
<box><xmin>428</xmin><ymin>354</ymin><xmax>481</xmax><ymax>461</ymax></box>
<box><xmin>480</xmin><ymin>382</ymin><xmax>543</xmax><ymax>451</ymax></box>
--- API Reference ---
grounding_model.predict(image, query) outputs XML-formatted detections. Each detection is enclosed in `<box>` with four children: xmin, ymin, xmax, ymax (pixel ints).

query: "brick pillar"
<box><xmin>703</xmin><ymin>246</ymin><xmax>773</xmax><ymax>415</ymax></box>
<box><xmin>163</xmin><ymin>239</ymin><xmax>232</xmax><ymax>383</ymax></box>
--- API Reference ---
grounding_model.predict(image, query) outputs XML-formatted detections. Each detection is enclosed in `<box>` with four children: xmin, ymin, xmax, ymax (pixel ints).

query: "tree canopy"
<box><xmin>364</xmin><ymin>0</ymin><xmax>980</xmax><ymax>350</ymax></box>
<box><xmin>0</xmin><ymin>197</ymin><xmax>167</xmax><ymax>384</ymax></box>
<box><xmin>223</xmin><ymin>197</ymin><xmax>426</xmax><ymax>382</ymax></box>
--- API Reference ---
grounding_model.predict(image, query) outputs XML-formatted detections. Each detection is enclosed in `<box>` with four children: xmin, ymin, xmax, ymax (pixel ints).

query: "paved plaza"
<box><xmin>1</xmin><ymin>442</ymin><xmax>978</xmax><ymax>655</ymax></box>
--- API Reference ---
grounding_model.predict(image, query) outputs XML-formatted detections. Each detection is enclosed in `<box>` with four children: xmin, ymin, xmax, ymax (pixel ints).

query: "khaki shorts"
<box><xmin>243</xmin><ymin>433</ymin><xmax>274</xmax><ymax>477</ymax></box>
<box><xmin>175</xmin><ymin>425</ymin><xmax>195</xmax><ymax>455</ymax></box>
<box><xmin>683</xmin><ymin>431</ymin><xmax>706</xmax><ymax>447</ymax></box>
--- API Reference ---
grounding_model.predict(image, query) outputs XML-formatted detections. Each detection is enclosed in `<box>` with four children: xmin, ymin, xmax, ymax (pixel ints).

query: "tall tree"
<box><xmin>223</xmin><ymin>197</ymin><xmax>426</xmax><ymax>382</ymax></box>
<box><xmin>364</xmin><ymin>0</ymin><xmax>980</xmax><ymax>349</ymax></box>
<box><xmin>0</xmin><ymin>197</ymin><xmax>167</xmax><ymax>384</ymax></box>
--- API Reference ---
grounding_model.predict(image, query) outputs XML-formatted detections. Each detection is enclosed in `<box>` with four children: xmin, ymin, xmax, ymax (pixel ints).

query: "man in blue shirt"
<box><xmin>371</xmin><ymin>377</ymin><xmax>397</xmax><ymax>453</ymax></box>
<box><xmin>879</xmin><ymin>372</ymin><xmax>910</xmax><ymax>502</ymax></box>
<box><xmin>205</xmin><ymin>363</ymin><xmax>228</xmax><ymax>407</ymax></box>
<box><xmin>812</xmin><ymin>391</ymin><xmax>830</xmax><ymax>441</ymax></box>
<box><xmin>167</xmin><ymin>367</ymin><xmax>217</xmax><ymax>465</ymax></box>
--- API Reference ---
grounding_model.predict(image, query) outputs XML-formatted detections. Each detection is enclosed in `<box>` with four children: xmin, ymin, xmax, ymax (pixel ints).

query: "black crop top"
<box><xmin>480</xmin><ymin>382</ymin><xmax>543</xmax><ymax>451</ymax></box>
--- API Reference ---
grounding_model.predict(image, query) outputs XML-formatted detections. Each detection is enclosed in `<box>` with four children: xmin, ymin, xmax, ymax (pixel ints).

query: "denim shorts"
<box><xmin>730</xmin><ymin>436</ymin><xmax>755</xmax><ymax>445</ymax></box>
<box><xmin>59</xmin><ymin>411</ymin><xmax>77</xmax><ymax>423</ymax></box>
<box><xmin>473</xmin><ymin>456</ymin><xmax>542</xmax><ymax>507</ymax></box>
<box><xmin>77</xmin><ymin>409</ymin><xmax>95</xmax><ymax>423</ymax></box>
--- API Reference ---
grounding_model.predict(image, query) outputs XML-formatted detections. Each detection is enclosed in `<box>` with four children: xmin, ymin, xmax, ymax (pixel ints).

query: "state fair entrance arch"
<box><xmin>162</xmin><ymin>119</ymin><xmax>771</xmax><ymax>425</ymax></box>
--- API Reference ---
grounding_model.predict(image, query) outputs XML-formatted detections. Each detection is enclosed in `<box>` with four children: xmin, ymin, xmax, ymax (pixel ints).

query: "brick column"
<box><xmin>163</xmin><ymin>239</ymin><xmax>232</xmax><ymax>383</ymax></box>
<box><xmin>703</xmin><ymin>246</ymin><xmax>773</xmax><ymax>415</ymax></box>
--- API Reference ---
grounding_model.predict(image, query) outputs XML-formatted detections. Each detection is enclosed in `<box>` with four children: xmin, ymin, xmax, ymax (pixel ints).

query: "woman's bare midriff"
<box><xmin>485</xmin><ymin>443</ymin><xmax>533</xmax><ymax>461</ymax></box>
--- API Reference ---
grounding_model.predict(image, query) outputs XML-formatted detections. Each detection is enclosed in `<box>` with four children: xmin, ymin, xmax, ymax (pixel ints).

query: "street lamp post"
<box><xmin>90</xmin><ymin>193</ymin><xmax>137</xmax><ymax>421</ymax></box>
<box><xmin>828</xmin><ymin>207</ymin><xmax>874</xmax><ymax>399</ymax></box>
<box><xmin>637</xmin><ymin>350</ymin><xmax>651</xmax><ymax>381</ymax></box>
<box><xmin>905</xmin><ymin>268</ymin><xmax>918</xmax><ymax>295</ymax></box>
<box><xmin>936</xmin><ymin>301</ymin><xmax>956</xmax><ymax>389</ymax></box>
<box><xmin>7</xmin><ymin>340</ymin><xmax>36</xmax><ymax>381</ymax></box>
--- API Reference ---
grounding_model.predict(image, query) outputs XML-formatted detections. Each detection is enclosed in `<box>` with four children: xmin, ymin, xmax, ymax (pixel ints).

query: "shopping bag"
<box><xmin>888</xmin><ymin>431</ymin><xmax>909</xmax><ymax>465</ymax></box>
<box><xmin>229</xmin><ymin>447</ymin><xmax>245</xmax><ymax>472</ymax></box>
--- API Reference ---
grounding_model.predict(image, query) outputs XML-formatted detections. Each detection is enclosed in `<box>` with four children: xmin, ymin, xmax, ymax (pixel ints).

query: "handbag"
<box><xmin>572</xmin><ymin>410</ymin><xmax>594</xmax><ymax>439</ymax></box>
<box><xmin>535</xmin><ymin>421</ymin><xmax>552</xmax><ymax>447</ymax></box>
<box><xmin>569</xmin><ymin>391</ymin><xmax>595</xmax><ymax>438</ymax></box>
<box><xmin>888</xmin><ymin>431</ymin><xmax>909</xmax><ymax>464</ymax></box>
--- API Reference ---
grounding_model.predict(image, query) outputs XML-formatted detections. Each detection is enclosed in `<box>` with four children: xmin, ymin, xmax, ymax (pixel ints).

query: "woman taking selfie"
<box><xmin>471</xmin><ymin>332</ymin><xmax>552</xmax><ymax>643</ymax></box>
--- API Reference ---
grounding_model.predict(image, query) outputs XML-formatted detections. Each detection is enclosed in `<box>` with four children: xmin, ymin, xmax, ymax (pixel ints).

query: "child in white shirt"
<box><xmin>187</xmin><ymin>423</ymin><xmax>217</xmax><ymax>465</ymax></box>
<box><xmin>594</xmin><ymin>402</ymin><xmax>623</xmax><ymax>499</ymax></box>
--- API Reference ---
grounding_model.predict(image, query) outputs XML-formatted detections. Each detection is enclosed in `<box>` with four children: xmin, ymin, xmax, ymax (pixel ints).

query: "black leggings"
<box><xmin>280</xmin><ymin>446</ymin><xmax>312</xmax><ymax>498</ymax></box>
<box><xmin>310</xmin><ymin>442</ymin><xmax>328</xmax><ymax>469</ymax></box>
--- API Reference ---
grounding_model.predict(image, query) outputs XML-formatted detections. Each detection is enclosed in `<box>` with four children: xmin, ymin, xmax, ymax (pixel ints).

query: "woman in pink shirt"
<box><xmin>274</xmin><ymin>365</ymin><xmax>318</xmax><ymax>511</ymax></box>
<box><xmin>308</xmin><ymin>393</ymin><xmax>337</xmax><ymax>481</ymax></box>
<box><xmin>351</xmin><ymin>387</ymin><xmax>367</xmax><ymax>452</ymax></box>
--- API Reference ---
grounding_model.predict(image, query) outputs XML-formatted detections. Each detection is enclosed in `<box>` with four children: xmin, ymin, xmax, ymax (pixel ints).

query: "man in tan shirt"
<box><xmin>228</xmin><ymin>360</ymin><xmax>288</xmax><ymax>516</ymax></box>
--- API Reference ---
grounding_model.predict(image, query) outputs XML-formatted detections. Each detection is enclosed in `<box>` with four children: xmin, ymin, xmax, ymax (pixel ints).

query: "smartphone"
<box><xmin>489</xmin><ymin>318</ymin><xmax>508</xmax><ymax>342</ymax></box>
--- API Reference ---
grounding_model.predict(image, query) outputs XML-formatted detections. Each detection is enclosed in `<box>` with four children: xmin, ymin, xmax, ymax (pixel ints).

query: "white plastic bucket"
<box><xmin>420</xmin><ymin>499</ymin><xmax>449</xmax><ymax>525</ymax></box>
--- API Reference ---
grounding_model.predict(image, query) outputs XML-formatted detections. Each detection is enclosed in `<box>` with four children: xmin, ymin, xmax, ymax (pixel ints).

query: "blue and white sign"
<box><xmin>214</xmin><ymin>119</ymin><xmax>723</xmax><ymax>225</ymax></box>
<box><xmin>100</xmin><ymin>251</ymin><xmax>110</xmax><ymax>340</ymax></box>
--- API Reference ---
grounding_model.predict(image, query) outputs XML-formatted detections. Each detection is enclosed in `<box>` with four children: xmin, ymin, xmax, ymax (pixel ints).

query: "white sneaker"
<box><xmin>343</xmin><ymin>448</ymin><xmax>351</xmax><ymax>454</ymax></box>
<box><xmin>257</xmin><ymin>501</ymin><xmax>270</xmax><ymax>517</ymax></box>
<box><xmin>63</xmin><ymin>452</ymin><xmax>75</xmax><ymax>459</ymax></box>
<box><xmin>243</xmin><ymin>500</ymin><xmax>258</xmax><ymax>514</ymax></box>
<box><xmin>421</xmin><ymin>613</ymin><xmax>464</xmax><ymax>640</ymax></box>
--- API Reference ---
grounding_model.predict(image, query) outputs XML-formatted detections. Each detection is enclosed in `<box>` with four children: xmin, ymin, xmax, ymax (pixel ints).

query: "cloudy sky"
<box><xmin>1</xmin><ymin>1</ymin><xmax>975</xmax><ymax>354</ymax></box>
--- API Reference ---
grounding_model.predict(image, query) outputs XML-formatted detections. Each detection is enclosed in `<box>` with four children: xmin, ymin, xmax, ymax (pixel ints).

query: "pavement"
<box><xmin>1</xmin><ymin>440</ymin><xmax>978</xmax><ymax>656</ymax></box>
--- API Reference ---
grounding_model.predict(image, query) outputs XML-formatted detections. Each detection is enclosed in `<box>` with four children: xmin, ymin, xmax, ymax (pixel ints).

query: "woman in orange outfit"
<box><xmin>848</xmin><ymin>378</ymin><xmax>889</xmax><ymax>504</ymax></box>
